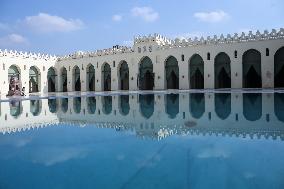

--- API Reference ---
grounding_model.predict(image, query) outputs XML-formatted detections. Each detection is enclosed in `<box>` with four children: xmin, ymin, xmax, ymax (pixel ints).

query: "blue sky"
<box><xmin>0</xmin><ymin>0</ymin><xmax>283</xmax><ymax>55</ymax></box>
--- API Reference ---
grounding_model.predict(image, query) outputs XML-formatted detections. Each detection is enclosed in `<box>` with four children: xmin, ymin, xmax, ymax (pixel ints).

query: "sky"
<box><xmin>0</xmin><ymin>0</ymin><xmax>283</xmax><ymax>55</ymax></box>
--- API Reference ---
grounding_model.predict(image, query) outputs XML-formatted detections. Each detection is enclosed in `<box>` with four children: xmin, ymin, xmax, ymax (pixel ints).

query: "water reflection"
<box><xmin>275</xmin><ymin>93</ymin><xmax>284</xmax><ymax>122</ymax></box>
<box><xmin>189</xmin><ymin>93</ymin><xmax>205</xmax><ymax>119</ymax></box>
<box><xmin>102</xmin><ymin>96</ymin><xmax>112</xmax><ymax>115</ymax></box>
<box><xmin>73</xmin><ymin>97</ymin><xmax>81</xmax><ymax>114</ymax></box>
<box><xmin>9</xmin><ymin>100</ymin><xmax>22</xmax><ymax>118</ymax></box>
<box><xmin>215</xmin><ymin>93</ymin><xmax>231</xmax><ymax>120</ymax></box>
<box><xmin>243</xmin><ymin>93</ymin><xmax>262</xmax><ymax>121</ymax></box>
<box><xmin>87</xmin><ymin>97</ymin><xmax>96</xmax><ymax>114</ymax></box>
<box><xmin>48</xmin><ymin>99</ymin><xmax>57</xmax><ymax>113</ymax></box>
<box><xmin>30</xmin><ymin>100</ymin><xmax>42</xmax><ymax>116</ymax></box>
<box><xmin>61</xmin><ymin>98</ymin><xmax>68</xmax><ymax>113</ymax></box>
<box><xmin>119</xmin><ymin>95</ymin><xmax>129</xmax><ymax>116</ymax></box>
<box><xmin>139</xmin><ymin>94</ymin><xmax>154</xmax><ymax>119</ymax></box>
<box><xmin>166</xmin><ymin>94</ymin><xmax>179</xmax><ymax>119</ymax></box>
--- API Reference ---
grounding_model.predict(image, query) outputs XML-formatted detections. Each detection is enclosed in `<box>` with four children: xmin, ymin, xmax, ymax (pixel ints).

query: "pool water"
<box><xmin>0</xmin><ymin>92</ymin><xmax>283</xmax><ymax>189</ymax></box>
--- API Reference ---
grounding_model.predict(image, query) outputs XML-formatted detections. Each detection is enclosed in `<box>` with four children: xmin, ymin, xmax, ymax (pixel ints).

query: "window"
<box><xmin>181</xmin><ymin>54</ymin><xmax>184</xmax><ymax>61</ymax></box>
<box><xmin>113</xmin><ymin>61</ymin><xmax>115</xmax><ymax>67</ymax></box>
<box><xmin>207</xmin><ymin>52</ymin><xmax>210</xmax><ymax>60</ymax></box>
<box><xmin>266</xmin><ymin>48</ymin><xmax>269</xmax><ymax>56</ymax></box>
<box><xmin>234</xmin><ymin>50</ymin><xmax>237</xmax><ymax>58</ymax></box>
<box><xmin>97</xmin><ymin>62</ymin><xmax>98</xmax><ymax>68</ymax></box>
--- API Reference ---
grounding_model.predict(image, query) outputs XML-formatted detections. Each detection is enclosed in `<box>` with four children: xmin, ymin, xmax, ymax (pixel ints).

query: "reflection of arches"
<box><xmin>139</xmin><ymin>57</ymin><xmax>154</xmax><ymax>90</ymax></box>
<box><xmin>60</xmin><ymin>67</ymin><xmax>67</xmax><ymax>92</ymax></box>
<box><xmin>102</xmin><ymin>96</ymin><xmax>112</xmax><ymax>114</ymax></box>
<box><xmin>73</xmin><ymin>97</ymin><xmax>81</xmax><ymax>114</ymax></box>
<box><xmin>73</xmin><ymin>66</ymin><xmax>81</xmax><ymax>91</ymax></box>
<box><xmin>139</xmin><ymin>94</ymin><xmax>154</xmax><ymax>119</ymax></box>
<box><xmin>243</xmin><ymin>93</ymin><xmax>262</xmax><ymax>121</ymax></box>
<box><xmin>214</xmin><ymin>53</ymin><xmax>231</xmax><ymax>88</ymax></box>
<box><xmin>274</xmin><ymin>47</ymin><xmax>284</xmax><ymax>88</ymax></box>
<box><xmin>119</xmin><ymin>95</ymin><xmax>130</xmax><ymax>115</ymax></box>
<box><xmin>190</xmin><ymin>93</ymin><xmax>205</xmax><ymax>119</ymax></box>
<box><xmin>243</xmin><ymin>49</ymin><xmax>262</xmax><ymax>88</ymax></box>
<box><xmin>189</xmin><ymin>54</ymin><xmax>204</xmax><ymax>89</ymax></box>
<box><xmin>87</xmin><ymin>97</ymin><xmax>96</xmax><ymax>114</ymax></box>
<box><xmin>9</xmin><ymin>100</ymin><xmax>22</xmax><ymax>118</ymax></box>
<box><xmin>61</xmin><ymin>98</ymin><xmax>68</xmax><ymax>113</ymax></box>
<box><xmin>87</xmin><ymin>64</ymin><xmax>95</xmax><ymax>91</ymax></box>
<box><xmin>47</xmin><ymin>67</ymin><xmax>57</xmax><ymax>92</ymax></box>
<box><xmin>102</xmin><ymin>63</ymin><xmax>111</xmax><ymax>91</ymax></box>
<box><xmin>48</xmin><ymin>99</ymin><xmax>57</xmax><ymax>113</ymax></box>
<box><xmin>215</xmin><ymin>93</ymin><xmax>231</xmax><ymax>120</ymax></box>
<box><xmin>165</xmin><ymin>56</ymin><xmax>179</xmax><ymax>89</ymax></box>
<box><xmin>166</xmin><ymin>94</ymin><xmax>179</xmax><ymax>119</ymax></box>
<box><xmin>119</xmin><ymin>61</ymin><xmax>129</xmax><ymax>90</ymax></box>
<box><xmin>29</xmin><ymin>66</ymin><xmax>40</xmax><ymax>93</ymax></box>
<box><xmin>30</xmin><ymin>100</ymin><xmax>42</xmax><ymax>116</ymax></box>
<box><xmin>274</xmin><ymin>93</ymin><xmax>284</xmax><ymax>122</ymax></box>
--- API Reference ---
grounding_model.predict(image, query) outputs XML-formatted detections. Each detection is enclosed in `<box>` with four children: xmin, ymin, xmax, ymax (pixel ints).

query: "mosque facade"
<box><xmin>0</xmin><ymin>28</ymin><xmax>284</xmax><ymax>95</ymax></box>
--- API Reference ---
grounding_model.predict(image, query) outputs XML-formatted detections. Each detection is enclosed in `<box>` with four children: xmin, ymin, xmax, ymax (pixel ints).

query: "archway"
<box><xmin>48</xmin><ymin>99</ymin><xmax>57</xmax><ymax>113</ymax></box>
<box><xmin>215</xmin><ymin>93</ymin><xmax>231</xmax><ymax>120</ymax></box>
<box><xmin>30</xmin><ymin>100</ymin><xmax>42</xmax><ymax>116</ymax></box>
<box><xmin>73</xmin><ymin>66</ymin><xmax>81</xmax><ymax>91</ymax></box>
<box><xmin>139</xmin><ymin>57</ymin><xmax>154</xmax><ymax>90</ymax></box>
<box><xmin>243</xmin><ymin>93</ymin><xmax>262</xmax><ymax>121</ymax></box>
<box><xmin>165</xmin><ymin>56</ymin><xmax>179</xmax><ymax>89</ymax></box>
<box><xmin>29</xmin><ymin>66</ymin><xmax>40</xmax><ymax>93</ymax></box>
<box><xmin>73</xmin><ymin>97</ymin><xmax>81</xmax><ymax>114</ymax></box>
<box><xmin>214</xmin><ymin>53</ymin><xmax>231</xmax><ymax>88</ymax></box>
<box><xmin>189</xmin><ymin>93</ymin><xmax>205</xmax><ymax>119</ymax></box>
<box><xmin>274</xmin><ymin>47</ymin><xmax>284</xmax><ymax>88</ymax></box>
<box><xmin>102</xmin><ymin>96</ymin><xmax>112</xmax><ymax>114</ymax></box>
<box><xmin>119</xmin><ymin>61</ymin><xmax>129</xmax><ymax>90</ymax></box>
<box><xmin>243</xmin><ymin>49</ymin><xmax>262</xmax><ymax>88</ymax></box>
<box><xmin>189</xmin><ymin>54</ymin><xmax>204</xmax><ymax>89</ymax></box>
<box><xmin>47</xmin><ymin>67</ymin><xmax>57</xmax><ymax>92</ymax></box>
<box><xmin>8</xmin><ymin>65</ymin><xmax>21</xmax><ymax>91</ymax></box>
<box><xmin>102</xmin><ymin>63</ymin><xmax>111</xmax><ymax>91</ymax></box>
<box><xmin>9</xmin><ymin>101</ymin><xmax>22</xmax><ymax>118</ymax></box>
<box><xmin>87</xmin><ymin>64</ymin><xmax>95</xmax><ymax>91</ymax></box>
<box><xmin>119</xmin><ymin>95</ymin><xmax>130</xmax><ymax>115</ymax></box>
<box><xmin>61</xmin><ymin>67</ymin><xmax>67</xmax><ymax>92</ymax></box>
<box><xmin>166</xmin><ymin>94</ymin><xmax>179</xmax><ymax>119</ymax></box>
<box><xmin>87</xmin><ymin>97</ymin><xmax>96</xmax><ymax>114</ymax></box>
<box><xmin>139</xmin><ymin>94</ymin><xmax>154</xmax><ymax>119</ymax></box>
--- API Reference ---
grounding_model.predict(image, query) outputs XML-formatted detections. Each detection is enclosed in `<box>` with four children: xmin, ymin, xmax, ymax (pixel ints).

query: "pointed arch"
<box><xmin>102</xmin><ymin>63</ymin><xmax>111</xmax><ymax>91</ymax></box>
<box><xmin>274</xmin><ymin>47</ymin><xmax>284</xmax><ymax>88</ymax></box>
<box><xmin>118</xmin><ymin>61</ymin><xmax>129</xmax><ymax>90</ymax></box>
<box><xmin>87</xmin><ymin>97</ymin><xmax>96</xmax><ymax>114</ymax></box>
<box><xmin>189</xmin><ymin>54</ymin><xmax>204</xmax><ymax>89</ymax></box>
<box><xmin>139</xmin><ymin>56</ymin><xmax>154</xmax><ymax>90</ymax></box>
<box><xmin>165</xmin><ymin>56</ymin><xmax>179</xmax><ymax>89</ymax></box>
<box><xmin>243</xmin><ymin>93</ymin><xmax>262</xmax><ymax>121</ymax></box>
<box><xmin>47</xmin><ymin>67</ymin><xmax>57</xmax><ymax>92</ymax></box>
<box><xmin>139</xmin><ymin>94</ymin><xmax>154</xmax><ymax>119</ymax></box>
<box><xmin>61</xmin><ymin>98</ymin><xmax>68</xmax><ymax>113</ymax></box>
<box><xmin>8</xmin><ymin>65</ymin><xmax>21</xmax><ymax>92</ymax></box>
<box><xmin>73</xmin><ymin>97</ymin><xmax>81</xmax><ymax>114</ymax></box>
<box><xmin>60</xmin><ymin>67</ymin><xmax>67</xmax><ymax>92</ymax></box>
<box><xmin>102</xmin><ymin>96</ymin><xmax>112</xmax><ymax>114</ymax></box>
<box><xmin>73</xmin><ymin>66</ymin><xmax>81</xmax><ymax>91</ymax></box>
<box><xmin>87</xmin><ymin>64</ymin><xmax>95</xmax><ymax>91</ymax></box>
<box><xmin>9</xmin><ymin>101</ymin><xmax>22</xmax><ymax>118</ymax></box>
<box><xmin>189</xmin><ymin>93</ymin><xmax>205</xmax><ymax>119</ymax></box>
<box><xmin>48</xmin><ymin>99</ymin><xmax>57</xmax><ymax>113</ymax></box>
<box><xmin>29</xmin><ymin>66</ymin><xmax>40</xmax><ymax>93</ymax></box>
<box><xmin>30</xmin><ymin>100</ymin><xmax>42</xmax><ymax>116</ymax></box>
<box><xmin>242</xmin><ymin>49</ymin><xmax>262</xmax><ymax>88</ymax></box>
<box><xmin>119</xmin><ymin>95</ymin><xmax>130</xmax><ymax>116</ymax></box>
<box><xmin>214</xmin><ymin>52</ymin><xmax>231</xmax><ymax>89</ymax></box>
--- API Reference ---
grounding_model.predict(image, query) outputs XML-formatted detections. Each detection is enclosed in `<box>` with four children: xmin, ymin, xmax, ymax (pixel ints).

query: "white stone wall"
<box><xmin>0</xmin><ymin>29</ymin><xmax>284</xmax><ymax>94</ymax></box>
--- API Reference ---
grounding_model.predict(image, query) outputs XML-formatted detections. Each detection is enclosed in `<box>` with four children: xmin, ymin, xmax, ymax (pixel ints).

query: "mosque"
<box><xmin>0</xmin><ymin>28</ymin><xmax>284</xmax><ymax>95</ymax></box>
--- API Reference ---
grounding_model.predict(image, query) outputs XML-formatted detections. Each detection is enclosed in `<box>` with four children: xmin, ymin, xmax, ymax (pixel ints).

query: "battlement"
<box><xmin>0</xmin><ymin>49</ymin><xmax>57</xmax><ymax>61</ymax></box>
<box><xmin>134</xmin><ymin>33</ymin><xmax>173</xmax><ymax>46</ymax></box>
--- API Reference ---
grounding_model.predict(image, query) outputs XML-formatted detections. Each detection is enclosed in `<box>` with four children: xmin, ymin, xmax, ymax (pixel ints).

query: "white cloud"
<box><xmin>23</xmin><ymin>12</ymin><xmax>84</xmax><ymax>33</ymax></box>
<box><xmin>0</xmin><ymin>33</ymin><xmax>28</xmax><ymax>47</ymax></box>
<box><xmin>197</xmin><ymin>148</ymin><xmax>230</xmax><ymax>159</ymax></box>
<box><xmin>112</xmin><ymin>14</ymin><xmax>122</xmax><ymax>22</ymax></box>
<box><xmin>194</xmin><ymin>10</ymin><xmax>229</xmax><ymax>23</ymax></box>
<box><xmin>131</xmin><ymin>6</ymin><xmax>159</xmax><ymax>22</ymax></box>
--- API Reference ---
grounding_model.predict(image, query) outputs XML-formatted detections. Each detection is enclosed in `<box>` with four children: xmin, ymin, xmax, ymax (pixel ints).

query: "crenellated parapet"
<box><xmin>158</xmin><ymin>28</ymin><xmax>284</xmax><ymax>50</ymax></box>
<box><xmin>0</xmin><ymin>49</ymin><xmax>57</xmax><ymax>61</ymax></box>
<box><xmin>134</xmin><ymin>33</ymin><xmax>173</xmax><ymax>46</ymax></box>
<box><xmin>57</xmin><ymin>45</ymin><xmax>134</xmax><ymax>61</ymax></box>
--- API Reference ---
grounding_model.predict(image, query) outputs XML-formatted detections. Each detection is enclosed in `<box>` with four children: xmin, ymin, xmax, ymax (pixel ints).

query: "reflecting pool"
<box><xmin>0</xmin><ymin>92</ymin><xmax>284</xmax><ymax>189</ymax></box>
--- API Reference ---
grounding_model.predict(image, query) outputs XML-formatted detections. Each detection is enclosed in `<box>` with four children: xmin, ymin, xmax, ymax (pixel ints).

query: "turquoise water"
<box><xmin>0</xmin><ymin>92</ymin><xmax>284</xmax><ymax>189</ymax></box>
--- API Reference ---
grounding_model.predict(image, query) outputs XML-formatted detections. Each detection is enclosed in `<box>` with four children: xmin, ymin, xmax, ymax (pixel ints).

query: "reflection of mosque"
<box><xmin>0</xmin><ymin>93</ymin><xmax>284</xmax><ymax>140</ymax></box>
